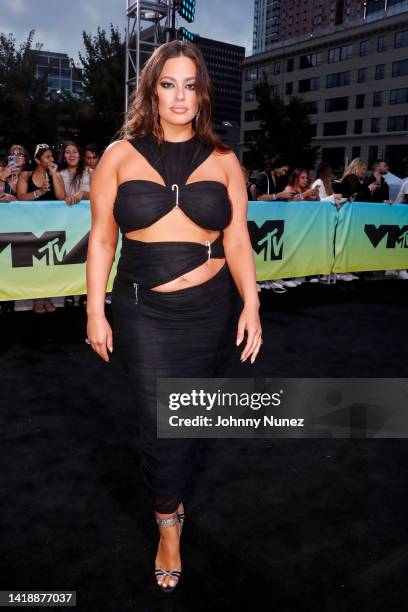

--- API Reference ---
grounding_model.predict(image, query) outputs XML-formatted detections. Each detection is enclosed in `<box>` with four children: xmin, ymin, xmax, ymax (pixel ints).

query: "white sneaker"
<box><xmin>319</xmin><ymin>274</ymin><xmax>337</xmax><ymax>284</ymax></box>
<box><xmin>337</xmin><ymin>273</ymin><xmax>353</xmax><ymax>281</ymax></box>
<box><xmin>385</xmin><ymin>270</ymin><xmax>399</xmax><ymax>277</ymax></box>
<box><xmin>398</xmin><ymin>270</ymin><xmax>408</xmax><ymax>279</ymax></box>
<box><xmin>281</xmin><ymin>279</ymin><xmax>298</xmax><ymax>288</ymax></box>
<box><xmin>307</xmin><ymin>277</ymin><xmax>319</xmax><ymax>283</ymax></box>
<box><xmin>347</xmin><ymin>273</ymin><xmax>359</xmax><ymax>280</ymax></box>
<box><xmin>271</xmin><ymin>281</ymin><xmax>287</xmax><ymax>294</ymax></box>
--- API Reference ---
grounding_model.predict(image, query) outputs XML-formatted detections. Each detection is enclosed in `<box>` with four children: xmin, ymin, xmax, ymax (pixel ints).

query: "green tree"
<box><xmin>79</xmin><ymin>25</ymin><xmax>126</xmax><ymax>148</ymax></box>
<box><xmin>0</xmin><ymin>30</ymin><xmax>50</xmax><ymax>152</ymax></box>
<box><xmin>244</xmin><ymin>76</ymin><xmax>319</xmax><ymax>170</ymax></box>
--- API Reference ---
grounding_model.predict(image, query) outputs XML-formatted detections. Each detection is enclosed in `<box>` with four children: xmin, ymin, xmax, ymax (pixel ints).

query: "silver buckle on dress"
<box><xmin>172</xmin><ymin>184</ymin><xmax>179</xmax><ymax>208</ymax></box>
<box><xmin>204</xmin><ymin>240</ymin><xmax>211</xmax><ymax>264</ymax></box>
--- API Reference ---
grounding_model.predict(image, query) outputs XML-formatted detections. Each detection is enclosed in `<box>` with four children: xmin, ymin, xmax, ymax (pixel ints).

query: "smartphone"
<box><xmin>7</xmin><ymin>155</ymin><xmax>17</xmax><ymax>168</ymax></box>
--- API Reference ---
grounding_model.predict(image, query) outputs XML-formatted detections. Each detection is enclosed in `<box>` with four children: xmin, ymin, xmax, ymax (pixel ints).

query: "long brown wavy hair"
<box><xmin>119</xmin><ymin>40</ymin><xmax>230</xmax><ymax>153</ymax></box>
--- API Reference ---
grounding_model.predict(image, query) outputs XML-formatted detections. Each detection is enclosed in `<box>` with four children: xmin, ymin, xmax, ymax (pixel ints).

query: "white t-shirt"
<box><xmin>311</xmin><ymin>178</ymin><xmax>334</xmax><ymax>201</ymax></box>
<box><xmin>394</xmin><ymin>179</ymin><xmax>408</xmax><ymax>204</ymax></box>
<box><xmin>60</xmin><ymin>167</ymin><xmax>91</xmax><ymax>197</ymax></box>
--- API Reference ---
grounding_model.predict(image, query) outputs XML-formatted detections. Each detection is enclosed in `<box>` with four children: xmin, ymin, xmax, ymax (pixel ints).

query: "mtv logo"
<box><xmin>248</xmin><ymin>220</ymin><xmax>285</xmax><ymax>261</ymax></box>
<box><xmin>364</xmin><ymin>224</ymin><xmax>408</xmax><ymax>249</ymax></box>
<box><xmin>0</xmin><ymin>231</ymin><xmax>89</xmax><ymax>267</ymax></box>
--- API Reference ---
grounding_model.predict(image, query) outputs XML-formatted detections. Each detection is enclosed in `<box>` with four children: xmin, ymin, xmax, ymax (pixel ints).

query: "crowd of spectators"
<box><xmin>0</xmin><ymin>141</ymin><xmax>100</xmax><ymax>313</ymax></box>
<box><xmin>244</xmin><ymin>155</ymin><xmax>408</xmax><ymax>293</ymax></box>
<box><xmin>1</xmin><ymin>144</ymin><xmax>407</xmax><ymax>311</ymax></box>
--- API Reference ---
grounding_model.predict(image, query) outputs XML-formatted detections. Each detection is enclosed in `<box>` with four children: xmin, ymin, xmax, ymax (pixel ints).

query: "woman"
<box><xmin>282</xmin><ymin>168</ymin><xmax>320</xmax><ymax>201</ymax></box>
<box><xmin>339</xmin><ymin>158</ymin><xmax>373</xmax><ymax>201</ymax></box>
<box><xmin>59</xmin><ymin>141</ymin><xmax>92</xmax><ymax>308</ymax></box>
<box><xmin>17</xmin><ymin>144</ymin><xmax>65</xmax><ymax>313</ymax></box>
<box><xmin>86</xmin><ymin>40</ymin><xmax>262</xmax><ymax>593</ymax></box>
<box><xmin>59</xmin><ymin>141</ymin><xmax>92</xmax><ymax>205</ymax></box>
<box><xmin>0</xmin><ymin>144</ymin><xmax>29</xmax><ymax>202</ymax></box>
<box><xmin>312</xmin><ymin>161</ymin><xmax>343</xmax><ymax>204</ymax></box>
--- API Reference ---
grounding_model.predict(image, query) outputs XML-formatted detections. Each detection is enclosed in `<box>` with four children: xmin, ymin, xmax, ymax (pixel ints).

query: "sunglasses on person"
<box><xmin>34</xmin><ymin>143</ymin><xmax>50</xmax><ymax>157</ymax></box>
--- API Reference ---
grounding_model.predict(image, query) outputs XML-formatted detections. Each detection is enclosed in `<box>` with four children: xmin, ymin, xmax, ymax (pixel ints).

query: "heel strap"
<box><xmin>156</xmin><ymin>512</ymin><xmax>178</xmax><ymax>528</ymax></box>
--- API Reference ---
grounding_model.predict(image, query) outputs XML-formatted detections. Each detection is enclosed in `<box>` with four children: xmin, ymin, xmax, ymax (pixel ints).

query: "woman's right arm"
<box><xmin>16</xmin><ymin>172</ymin><xmax>37</xmax><ymax>200</ymax></box>
<box><xmin>86</xmin><ymin>142</ymin><xmax>123</xmax><ymax>362</ymax></box>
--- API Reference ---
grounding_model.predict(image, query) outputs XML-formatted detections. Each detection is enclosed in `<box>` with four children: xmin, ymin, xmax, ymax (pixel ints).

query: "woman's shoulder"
<box><xmin>214</xmin><ymin>148</ymin><xmax>239</xmax><ymax>170</ymax></box>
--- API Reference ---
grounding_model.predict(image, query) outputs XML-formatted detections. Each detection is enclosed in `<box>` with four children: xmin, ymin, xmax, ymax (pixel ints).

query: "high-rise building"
<box><xmin>253</xmin><ymin>0</ymin><xmax>365</xmax><ymax>53</ymax></box>
<box><xmin>242</xmin><ymin>10</ymin><xmax>408</xmax><ymax>176</ymax></box>
<box><xmin>31</xmin><ymin>51</ymin><xmax>84</xmax><ymax>98</ymax></box>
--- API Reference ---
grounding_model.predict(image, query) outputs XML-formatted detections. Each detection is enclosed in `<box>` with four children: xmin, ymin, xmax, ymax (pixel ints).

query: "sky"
<box><xmin>1</xmin><ymin>0</ymin><xmax>254</xmax><ymax>64</ymax></box>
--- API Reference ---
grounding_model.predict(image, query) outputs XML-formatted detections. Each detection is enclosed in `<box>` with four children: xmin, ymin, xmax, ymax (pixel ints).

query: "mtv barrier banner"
<box><xmin>247</xmin><ymin>200</ymin><xmax>337</xmax><ymax>280</ymax></box>
<box><xmin>333</xmin><ymin>201</ymin><xmax>408</xmax><ymax>273</ymax></box>
<box><xmin>0</xmin><ymin>201</ymin><xmax>119</xmax><ymax>301</ymax></box>
<box><xmin>1</xmin><ymin>200</ymin><xmax>408</xmax><ymax>300</ymax></box>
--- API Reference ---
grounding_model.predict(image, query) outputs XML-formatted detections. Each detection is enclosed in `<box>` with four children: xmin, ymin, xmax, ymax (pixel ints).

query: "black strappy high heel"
<box><xmin>154</xmin><ymin>513</ymin><xmax>182</xmax><ymax>593</ymax></box>
<box><xmin>177</xmin><ymin>509</ymin><xmax>185</xmax><ymax>535</ymax></box>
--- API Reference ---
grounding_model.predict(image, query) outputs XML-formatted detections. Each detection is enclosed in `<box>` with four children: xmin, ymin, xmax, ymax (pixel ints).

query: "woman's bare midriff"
<box><xmin>124</xmin><ymin>207</ymin><xmax>226</xmax><ymax>292</ymax></box>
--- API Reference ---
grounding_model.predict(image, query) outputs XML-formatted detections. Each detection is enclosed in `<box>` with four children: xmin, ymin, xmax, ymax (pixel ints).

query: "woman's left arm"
<box><xmin>222</xmin><ymin>151</ymin><xmax>262</xmax><ymax>364</ymax></box>
<box><xmin>48</xmin><ymin>163</ymin><xmax>66</xmax><ymax>200</ymax></box>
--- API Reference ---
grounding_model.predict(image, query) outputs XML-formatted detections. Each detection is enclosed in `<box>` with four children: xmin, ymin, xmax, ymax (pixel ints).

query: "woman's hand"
<box><xmin>48</xmin><ymin>162</ymin><xmax>59</xmax><ymax>175</ymax></box>
<box><xmin>0</xmin><ymin>193</ymin><xmax>17</xmax><ymax>202</ymax></box>
<box><xmin>1</xmin><ymin>164</ymin><xmax>13</xmax><ymax>180</ymax></box>
<box><xmin>65</xmin><ymin>192</ymin><xmax>83</xmax><ymax>206</ymax></box>
<box><xmin>236</xmin><ymin>303</ymin><xmax>262</xmax><ymax>364</ymax></box>
<box><xmin>86</xmin><ymin>314</ymin><xmax>113</xmax><ymax>362</ymax></box>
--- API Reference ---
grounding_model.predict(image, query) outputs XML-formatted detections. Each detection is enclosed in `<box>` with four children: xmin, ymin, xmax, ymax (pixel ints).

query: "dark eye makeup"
<box><xmin>160</xmin><ymin>81</ymin><xmax>196</xmax><ymax>89</ymax></box>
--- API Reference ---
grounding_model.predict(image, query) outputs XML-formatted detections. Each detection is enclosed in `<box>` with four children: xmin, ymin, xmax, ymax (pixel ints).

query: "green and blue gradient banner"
<box><xmin>0</xmin><ymin>201</ymin><xmax>119</xmax><ymax>301</ymax></box>
<box><xmin>247</xmin><ymin>200</ymin><xmax>337</xmax><ymax>280</ymax></box>
<box><xmin>0</xmin><ymin>199</ymin><xmax>407</xmax><ymax>300</ymax></box>
<box><xmin>333</xmin><ymin>201</ymin><xmax>408</xmax><ymax>273</ymax></box>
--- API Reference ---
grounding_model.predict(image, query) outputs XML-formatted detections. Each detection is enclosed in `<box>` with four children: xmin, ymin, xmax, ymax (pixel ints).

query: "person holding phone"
<box><xmin>339</xmin><ymin>158</ymin><xmax>371</xmax><ymax>202</ymax></box>
<box><xmin>0</xmin><ymin>144</ymin><xmax>29</xmax><ymax>202</ymax></box>
<box><xmin>282</xmin><ymin>168</ymin><xmax>320</xmax><ymax>201</ymax></box>
<box><xmin>364</xmin><ymin>159</ymin><xmax>390</xmax><ymax>203</ymax></box>
<box><xmin>255</xmin><ymin>154</ymin><xmax>291</xmax><ymax>201</ymax></box>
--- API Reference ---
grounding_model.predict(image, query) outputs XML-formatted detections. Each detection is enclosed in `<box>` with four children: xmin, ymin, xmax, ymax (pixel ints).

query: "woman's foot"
<box><xmin>155</xmin><ymin>512</ymin><xmax>182</xmax><ymax>591</ymax></box>
<box><xmin>33</xmin><ymin>299</ymin><xmax>46</xmax><ymax>314</ymax></box>
<box><xmin>44</xmin><ymin>298</ymin><xmax>56</xmax><ymax>312</ymax></box>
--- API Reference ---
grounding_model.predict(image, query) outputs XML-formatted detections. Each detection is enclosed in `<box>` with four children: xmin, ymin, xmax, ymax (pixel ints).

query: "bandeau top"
<box><xmin>113</xmin><ymin>133</ymin><xmax>232</xmax><ymax>233</ymax></box>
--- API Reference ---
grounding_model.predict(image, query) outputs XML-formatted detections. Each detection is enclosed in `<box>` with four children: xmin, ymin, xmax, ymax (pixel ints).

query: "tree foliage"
<box><xmin>0</xmin><ymin>30</ymin><xmax>53</xmax><ymax>151</ymax></box>
<box><xmin>79</xmin><ymin>25</ymin><xmax>126</xmax><ymax>147</ymax></box>
<box><xmin>245</xmin><ymin>76</ymin><xmax>320</xmax><ymax>170</ymax></box>
<box><xmin>0</xmin><ymin>26</ymin><xmax>126</xmax><ymax>155</ymax></box>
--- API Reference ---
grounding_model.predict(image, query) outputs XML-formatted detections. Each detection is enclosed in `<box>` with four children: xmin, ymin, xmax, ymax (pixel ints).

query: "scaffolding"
<box><xmin>125</xmin><ymin>0</ymin><xmax>172</xmax><ymax>115</ymax></box>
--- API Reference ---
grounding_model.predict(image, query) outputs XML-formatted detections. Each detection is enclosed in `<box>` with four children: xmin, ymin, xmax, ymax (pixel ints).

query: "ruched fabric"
<box><xmin>111</xmin><ymin>264</ymin><xmax>240</xmax><ymax>513</ymax></box>
<box><xmin>113</xmin><ymin>134</ymin><xmax>232</xmax><ymax>233</ymax></box>
<box><xmin>116</xmin><ymin>234</ymin><xmax>225</xmax><ymax>289</ymax></box>
<box><xmin>110</xmin><ymin>133</ymin><xmax>240</xmax><ymax>514</ymax></box>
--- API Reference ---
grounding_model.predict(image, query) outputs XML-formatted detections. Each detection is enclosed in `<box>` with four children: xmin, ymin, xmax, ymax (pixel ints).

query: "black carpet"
<box><xmin>1</xmin><ymin>279</ymin><xmax>408</xmax><ymax>612</ymax></box>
